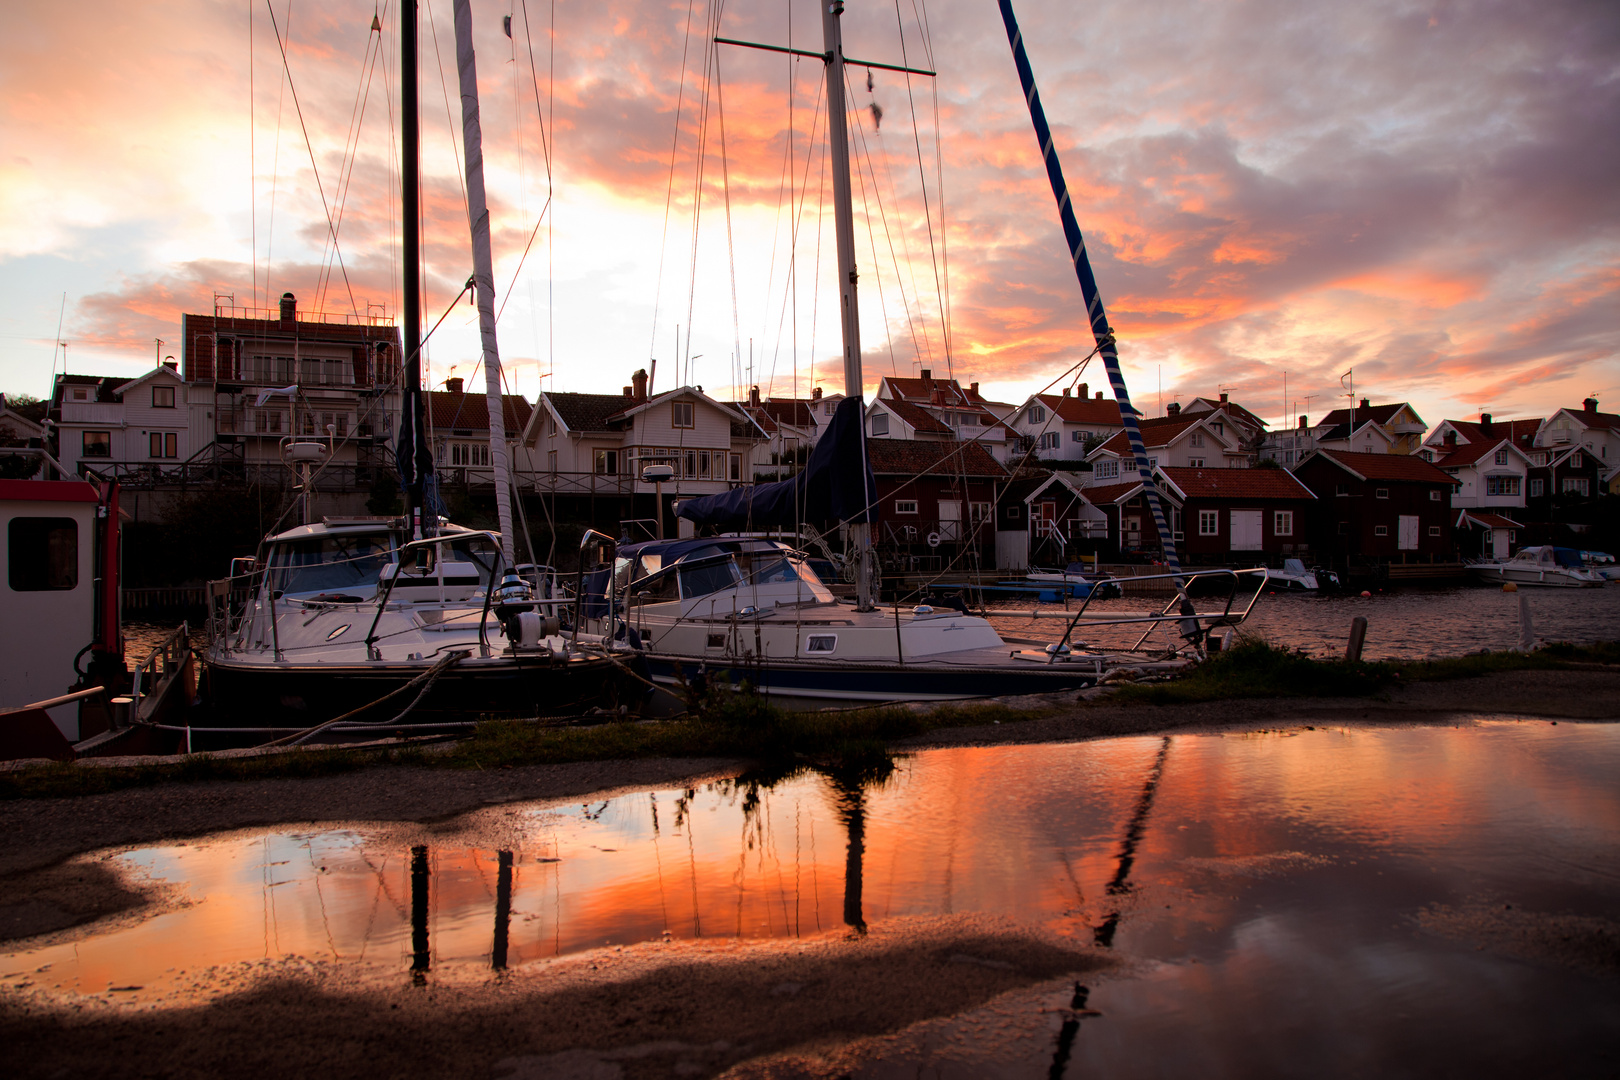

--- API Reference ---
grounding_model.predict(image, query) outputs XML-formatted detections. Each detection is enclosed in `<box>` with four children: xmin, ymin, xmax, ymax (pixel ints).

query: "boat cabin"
<box><xmin>615</xmin><ymin>538</ymin><xmax>836</xmax><ymax>619</ymax></box>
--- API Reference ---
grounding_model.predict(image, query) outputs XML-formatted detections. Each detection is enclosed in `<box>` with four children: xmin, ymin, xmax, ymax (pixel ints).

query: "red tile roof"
<box><xmin>1430</xmin><ymin>423</ymin><xmax>1521</xmax><ymax>468</ymax></box>
<box><xmin>1310</xmin><ymin>449</ymin><xmax>1456</xmax><ymax>484</ymax></box>
<box><xmin>866</xmin><ymin>438</ymin><xmax>1007</xmax><ymax>478</ymax></box>
<box><xmin>1182</xmin><ymin>397</ymin><xmax>1269</xmax><ymax>431</ymax></box>
<box><xmin>1319</xmin><ymin>402</ymin><xmax>1413</xmax><ymax>427</ymax></box>
<box><xmin>1079</xmin><ymin>479</ymin><xmax>1145</xmax><ymax>505</ymax></box>
<box><xmin>760</xmin><ymin>398</ymin><xmax>814</xmax><ymax>428</ymax></box>
<box><xmin>880</xmin><ymin>398</ymin><xmax>954</xmax><ymax>435</ymax></box>
<box><xmin>882</xmin><ymin>375</ymin><xmax>988</xmax><ymax>406</ymax></box>
<box><xmin>1093</xmin><ymin>416</ymin><xmax>1203</xmax><ymax>455</ymax></box>
<box><xmin>1504</xmin><ymin>418</ymin><xmax>1543</xmax><ymax>448</ymax></box>
<box><xmin>1457</xmin><ymin>510</ymin><xmax>1523</xmax><ymax>529</ymax></box>
<box><xmin>1565</xmin><ymin>405</ymin><xmax>1620</xmax><ymax>431</ymax></box>
<box><xmin>1158</xmin><ymin>466</ymin><xmax>1315</xmax><ymax>500</ymax></box>
<box><xmin>427</xmin><ymin>391</ymin><xmax>533</xmax><ymax>432</ymax></box>
<box><xmin>1033</xmin><ymin>393</ymin><xmax>1125</xmax><ymax>426</ymax></box>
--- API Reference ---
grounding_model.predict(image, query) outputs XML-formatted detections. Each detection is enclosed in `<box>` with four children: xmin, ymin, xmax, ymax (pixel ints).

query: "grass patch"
<box><xmin>0</xmin><ymin>746</ymin><xmax>376</xmax><ymax>801</ymax></box>
<box><xmin>1110</xmin><ymin>637</ymin><xmax>1620</xmax><ymax>707</ymax></box>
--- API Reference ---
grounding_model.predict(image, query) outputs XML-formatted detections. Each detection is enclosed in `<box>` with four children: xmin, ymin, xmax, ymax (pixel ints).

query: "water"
<box><xmin>985</xmin><ymin>582</ymin><xmax>1620</xmax><ymax>658</ymax></box>
<box><xmin>5</xmin><ymin>723</ymin><xmax>1617</xmax><ymax>1073</ymax></box>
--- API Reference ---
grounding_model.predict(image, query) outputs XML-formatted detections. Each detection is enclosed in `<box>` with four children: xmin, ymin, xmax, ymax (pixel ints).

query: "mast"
<box><xmin>452</xmin><ymin>0</ymin><xmax>517</xmax><ymax>567</ymax></box>
<box><xmin>821</xmin><ymin>0</ymin><xmax>876</xmax><ymax>611</ymax></box>
<box><xmin>400</xmin><ymin>0</ymin><xmax>431</xmax><ymax>531</ymax></box>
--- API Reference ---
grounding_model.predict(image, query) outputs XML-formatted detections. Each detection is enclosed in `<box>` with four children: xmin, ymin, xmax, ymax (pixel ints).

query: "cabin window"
<box><xmin>706</xmin><ymin>633</ymin><xmax>726</xmax><ymax>649</ymax></box>
<box><xmin>1485</xmin><ymin>476</ymin><xmax>1520</xmax><ymax>497</ymax></box>
<box><xmin>1274</xmin><ymin>511</ymin><xmax>1294</xmax><ymax>537</ymax></box>
<box><xmin>1428</xmin><ymin>526</ymin><xmax>1442</xmax><ymax>537</ymax></box>
<box><xmin>1027</xmin><ymin>406</ymin><xmax>1046</xmax><ymax>424</ymax></box>
<box><xmin>1493</xmin><ymin>450</ymin><xmax>1507</xmax><ymax>465</ymax></box>
<box><xmin>1529</xmin><ymin>479</ymin><xmax>1544</xmax><ymax>497</ymax></box>
<box><xmin>679</xmin><ymin>560</ymin><xmax>738</xmax><ymax>599</ymax></box>
<box><xmin>152</xmin><ymin>385</ymin><xmax>175</xmax><ymax>408</ymax></box>
<box><xmin>805</xmin><ymin>634</ymin><xmax>837</xmax><ymax>653</ymax></box>
<box><xmin>870</xmin><ymin>413</ymin><xmax>889</xmax><ymax>436</ymax></box>
<box><xmin>1374</xmin><ymin>525</ymin><xmax>1389</xmax><ymax>537</ymax></box>
<box><xmin>1212</xmin><ymin>422</ymin><xmax>1224</xmax><ymax>436</ymax></box>
<box><xmin>895</xmin><ymin>500</ymin><xmax>918</xmax><ymax>515</ymax></box>
<box><xmin>672</xmin><ymin>401</ymin><xmax>695</xmax><ymax>429</ymax></box>
<box><xmin>1429</xmin><ymin>490</ymin><xmax>1442</xmax><ymax>501</ymax></box>
<box><xmin>148</xmin><ymin>432</ymin><xmax>177</xmax><ymax>458</ymax></box>
<box><xmin>8</xmin><ymin>517</ymin><xmax>78</xmax><ymax>591</ymax></box>
<box><xmin>683</xmin><ymin>450</ymin><xmax>698</xmax><ymax>478</ymax></box>
<box><xmin>1198</xmin><ymin>510</ymin><xmax>1219</xmax><ymax>536</ymax></box>
<box><xmin>82</xmin><ymin>431</ymin><xmax>111</xmax><ymax>458</ymax></box>
<box><xmin>1375</xmin><ymin>488</ymin><xmax>1389</xmax><ymax>499</ymax></box>
<box><xmin>1005</xmin><ymin>506</ymin><xmax>1020</xmax><ymax>521</ymax></box>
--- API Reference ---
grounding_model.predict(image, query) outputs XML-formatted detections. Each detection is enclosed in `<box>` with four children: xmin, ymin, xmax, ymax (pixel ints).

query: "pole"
<box><xmin>401</xmin><ymin>0</ymin><xmax>427</xmax><ymax>523</ymax></box>
<box><xmin>453</xmin><ymin>0</ymin><xmax>517</xmax><ymax>567</ymax></box>
<box><xmin>822</xmin><ymin>0</ymin><xmax>876</xmax><ymax>611</ymax></box>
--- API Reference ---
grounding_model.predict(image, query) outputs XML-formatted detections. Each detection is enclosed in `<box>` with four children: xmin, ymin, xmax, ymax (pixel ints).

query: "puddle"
<box><xmin>5</xmin><ymin>722</ymin><xmax>1618</xmax><ymax>1070</ymax></box>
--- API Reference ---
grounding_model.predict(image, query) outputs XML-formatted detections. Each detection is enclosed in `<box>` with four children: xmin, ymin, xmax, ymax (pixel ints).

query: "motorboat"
<box><xmin>205</xmin><ymin>516</ymin><xmax>635</xmax><ymax>728</ymax></box>
<box><xmin>1263</xmin><ymin>558</ymin><xmax>1341</xmax><ymax>592</ymax></box>
<box><xmin>1467</xmin><ymin>546</ymin><xmax>1606</xmax><ymax>588</ymax></box>
<box><xmin>1018</xmin><ymin>564</ymin><xmax>1123</xmax><ymax>599</ymax></box>
<box><xmin>1580</xmin><ymin>551</ymin><xmax>1620</xmax><ymax>582</ymax></box>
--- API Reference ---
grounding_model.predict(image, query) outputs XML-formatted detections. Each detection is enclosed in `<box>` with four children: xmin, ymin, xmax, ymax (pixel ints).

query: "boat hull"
<box><xmin>1466</xmin><ymin>566</ymin><xmax>1605</xmax><ymax>588</ymax></box>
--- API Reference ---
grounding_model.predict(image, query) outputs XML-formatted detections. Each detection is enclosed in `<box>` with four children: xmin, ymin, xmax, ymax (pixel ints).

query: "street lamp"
<box><xmin>641</xmin><ymin>464</ymin><xmax>675</xmax><ymax>539</ymax></box>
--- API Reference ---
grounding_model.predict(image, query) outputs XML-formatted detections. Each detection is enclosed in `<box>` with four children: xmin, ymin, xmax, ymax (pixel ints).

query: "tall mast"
<box><xmin>821</xmin><ymin>0</ymin><xmax>876</xmax><ymax>611</ymax></box>
<box><xmin>452</xmin><ymin>0</ymin><xmax>517</xmax><ymax>567</ymax></box>
<box><xmin>400</xmin><ymin>0</ymin><xmax>429</xmax><ymax>528</ymax></box>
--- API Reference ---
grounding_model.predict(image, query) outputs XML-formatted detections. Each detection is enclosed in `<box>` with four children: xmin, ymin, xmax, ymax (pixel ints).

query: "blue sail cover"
<box><xmin>677</xmin><ymin>394</ymin><xmax>874</xmax><ymax>529</ymax></box>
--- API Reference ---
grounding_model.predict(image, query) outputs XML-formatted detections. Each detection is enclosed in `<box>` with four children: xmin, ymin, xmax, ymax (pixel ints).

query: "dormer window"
<box><xmin>71</xmin><ymin>387</ymin><xmax>89</xmax><ymax>401</ymax></box>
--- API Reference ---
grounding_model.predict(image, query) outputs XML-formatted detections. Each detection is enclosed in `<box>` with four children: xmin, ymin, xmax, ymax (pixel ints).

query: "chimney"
<box><xmin>162</xmin><ymin>360</ymin><xmax>177</xmax><ymax>372</ymax></box>
<box><xmin>749</xmin><ymin>385</ymin><xmax>761</xmax><ymax>407</ymax></box>
<box><xmin>623</xmin><ymin>385</ymin><xmax>633</xmax><ymax>398</ymax></box>
<box><xmin>811</xmin><ymin>386</ymin><xmax>822</xmax><ymax>401</ymax></box>
<box><xmin>445</xmin><ymin>376</ymin><xmax>464</xmax><ymax>394</ymax></box>
<box><xmin>1360</xmin><ymin>397</ymin><xmax>1370</xmax><ymax>409</ymax></box>
<box><xmin>1585</xmin><ymin>397</ymin><xmax>1599</xmax><ymax>415</ymax></box>
<box><xmin>1095</xmin><ymin>392</ymin><xmax>1103</xmax><ymax>400</ymax></box>
<box><xmin>632</xmin><ymin>367</ymin><xmax>648</xmax><ymax>402</ymax></box>
<box><xmin>932</xmin><ymin>387</ymin><xmax>947</xmax><ymax>405</ymax></box>
<box><xmin>1480</xmin><ymin>412</ymin><xmax>1493</xmax><ymax>433</ymax></box>
<box><xmin>279</xmin><ymin>292</ymin><xmax>296</xmax><ymax>328</ymax></box>
<box><xmin>1298</xmin><ymin>415</ymin><xmax>1309</xmax><ymax>429</ymax></box>
<box><xmin>1166</xmin><ymin>402</ymin><xmax>1181</xmax><ymax>418</ymax></box>
<box><xmin>1219</xmin><ymin>392</ymin><xmax>1229</xmax><ymax>404</ymax></box>
<box><xmin>1077</xmin><ymin>383</ymin><xmax>1087</xmax><ymax>399</ymax></box>
<box><xmin>1061</xmin><ymin>387</ymin><xmax>1071</xmax><ymax>398</ymax></box>
<box><xmin>970</xmin><ymin>382</ymin><xmax>979</xmax><ymax>398</ymax></box>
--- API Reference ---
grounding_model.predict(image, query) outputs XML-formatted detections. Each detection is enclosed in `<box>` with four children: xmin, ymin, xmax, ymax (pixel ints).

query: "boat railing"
<box><xmin>129</xmin><ymin>621</ymin><xmax>191</xmax><ymax>723</ymax></box>
<box><xmin>1037</xmin><ymin>567</ymin><xmax>1267</xmax><ymax>659</ymax></box>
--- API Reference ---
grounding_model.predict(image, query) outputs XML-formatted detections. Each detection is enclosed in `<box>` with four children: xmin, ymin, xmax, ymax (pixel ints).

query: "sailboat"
<box><xmin>575</xmin><ymin>2</ymin><xmax>1265</xmax><ymax>709</ymax></box>
<box><xmin>202</xmin><ymin>0</ymin><xmax>631</xmax><ymax>730</ymax></box>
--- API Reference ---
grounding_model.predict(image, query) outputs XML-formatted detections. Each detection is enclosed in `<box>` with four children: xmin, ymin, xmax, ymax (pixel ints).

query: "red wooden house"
<box><xmin>1293</xmin><ymin>450</ymin><xmax>1457</xmax><ymax>567</ymax></box>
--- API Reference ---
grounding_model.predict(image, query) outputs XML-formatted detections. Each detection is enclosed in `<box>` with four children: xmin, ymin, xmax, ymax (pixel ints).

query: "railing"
<box><xmin>82</xmin><ymin>459</ymin><xmax>389</xmax><ymax>492</ymax></box>
<box><xmin>529</xmin><ymin>471</ymin><xmax>636</xmax><ymax>496</ymax></box>
<box><xmin>123</xmin><ymin>586</ymin><xmax>207</xmax><ymax>612</ymax></box>
<box><xmin>211</xmin><ymin>301</ymin><xmax>396</xmax><ymax>327</ymax></box>
<box><xmin>129</xmin><ymin>622</ymin><xmax>191</xmax><ymax>724</ymax></box>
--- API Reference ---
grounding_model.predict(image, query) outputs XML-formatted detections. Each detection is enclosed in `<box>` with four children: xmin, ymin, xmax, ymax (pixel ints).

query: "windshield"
<box><xmin>268</xmin><ymin>533</ymin><xmax>395</xmax><ymax>595</ymax></box>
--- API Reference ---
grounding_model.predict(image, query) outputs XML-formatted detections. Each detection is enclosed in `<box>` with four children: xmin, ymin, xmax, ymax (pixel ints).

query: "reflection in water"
<box><xmin>5</xmin><ymin>721</ymin><xmax>1618</xmax><ymax>1074</ymax></box>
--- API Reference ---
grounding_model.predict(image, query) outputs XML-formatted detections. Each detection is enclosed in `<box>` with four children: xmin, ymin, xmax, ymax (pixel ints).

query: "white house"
<box><xmin>1423</xmin><ymin>418</ymin><xmax>1533</xmax><ymax>510</ymax></box>
<box><xmin>1315</xmin><ymin>400</ymin><xmax>1427</xmax><ymax>455</ymax></box>
<box><xmin>1084</xmin><ymin>405</ymin><xmax>1248</xmax><ymax>485</ymax></box>
<box><xmin>874</xmin><ymin>370</ymin><xmax>1013</xmax><ymax>458</ymax></box>
<box><xmin>48</xmin><ymin>364</ymin><xmax>192</xmax><ymax>477</ymax></box>
<box><xmin>1005</xmin><ymin>384</ymin><xmax>1125</xmax><ymax>463</ymax></box>
<box><xmin>1538</xmin><ymin>399</ymin><xmax>1619</xmax><ymax>486</ymax></box>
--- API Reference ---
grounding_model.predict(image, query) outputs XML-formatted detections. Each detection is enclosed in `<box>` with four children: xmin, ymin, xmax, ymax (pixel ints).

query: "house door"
<box><xmin>1125</xmin><ymin>515</ymin><xmax>1142</xmax><ymax>548</ymax></box>
<box><xmin>1229</xmin><ymin>509</ymin><xmax>1264</xmax><ymax>551</ymax></box>
<box><xmin>1491</xmin><ymin>528</ymin><xmax>1510</xmax><ymax>559</ymax></box>
<box><xmin>1398</xmin><ymin>515</ymin><xmax>1420</xmax><ymax>550</ymax></box>
<box><xmin>1035</xmin><ymin>501</ymin><xmax>1057</xmax><ymax>543</ymax></box>
<box><xmin>939</xmin><ymin>500</ymin><xmax>962</xmax><ymax>542</ymax></box>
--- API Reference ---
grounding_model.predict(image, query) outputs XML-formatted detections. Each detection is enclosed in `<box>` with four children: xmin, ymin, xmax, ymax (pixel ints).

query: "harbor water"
<box><xmin>5</xmin><ymin>722</ymin><xmax>1616</xmax><ymax>1073</ymax></box>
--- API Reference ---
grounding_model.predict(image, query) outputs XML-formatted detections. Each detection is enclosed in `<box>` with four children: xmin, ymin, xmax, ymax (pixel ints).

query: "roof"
<box><xmin>1181</xmin><ymin>397</ymin><xmax>1269</xmax><ymax>431</ymax></box>
<box><xmin>878</xmin><ymin>398</ymin><xmax>953</xmax><ymax>435</ymax></box>
<box><xmin>1431</xmin><ymin>423</ymin><xmax>1525</xmax><ymax>468</ymax></box>
<box><xmin>1079</xmin><ymin>479</ymin><xmax>1147</xmax><ymax>505</ymax></box>
<box><xmin>1316</xmin><ymin>418</ymin><xmax>1388</xmax><ymax>443</ymax></box>
<box><xmin>1030</xmin><ymin>393</ymin><xmax>1125</xmax><ymax>426</ymax></box>
<box><xmin>1093</xmin><ymin>416</ymin><xmax>1204</xmax><ymax>455</ymax></box>
<box><xmin>1505</xmin><ymin>418</ymin><xmax>1543</xmax><ymax>449</ymax></box>
<box><xmin>545</xmin><ymin>392</ymin><xmax>633</xmax><ymax>433</ymax></box>
<box><xmin>1157</xmin><ymin>466</ymin><xmax>1315</xmax><ymax>500</ymax></box>
<box><xmin>1306</xmin><ymin>449</ymin><xmax>1457</xmax><ymax>484</ymax></box>
<box><xmin>1558</xmin><ymin>405</ymin><xmax>1620</xmax><ymax>431</ymax></box>
<box><xmin>759</xmin><ymin>398</ymin><xmax>814</xmax><ymax>429</ymax></box>
<box><xmin>1319</xmin><ymin>402</ymin><xmax>1415</xmax><ymax>428</ymax></box>
<box><xmin>1457</xmin><ymin>510</ymin><xmax>1523</xmax><ymax>530</ymax></box>
<box><xmin>882</xmin><ymin>375</ymin><xmax>989</xmax><ymax>406</ymax></box>
<box><xmin>866</xmin><ymin>438</ymin><xmax>1007</xmax><ymax>478</ymax></box>
<box><xmin>426</xmin><ymin>391</ymin><xmax>533</xmax><ymax>433</ymax></box>
<box><xmin>53</xmin><ymin>374</ymin><xmax>126</xmax><ymax>406</ymax></box>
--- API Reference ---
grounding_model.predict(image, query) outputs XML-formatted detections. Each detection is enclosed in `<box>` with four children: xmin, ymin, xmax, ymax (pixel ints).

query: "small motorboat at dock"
<box><xmin>1466</xmin><ymin>546</ymin><xmax>1606</xmax><ymax>588</ymax></box>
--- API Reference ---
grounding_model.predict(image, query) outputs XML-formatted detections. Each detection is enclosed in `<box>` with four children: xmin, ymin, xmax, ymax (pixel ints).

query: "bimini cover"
<box><xmin>676</xmin><ymin>395</ymin><xmax>874</xmax><ymax>529</ymax></box>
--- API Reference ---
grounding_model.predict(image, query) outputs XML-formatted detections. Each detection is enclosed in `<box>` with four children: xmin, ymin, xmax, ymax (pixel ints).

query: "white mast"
<box><xmin>821</xmin><ymin>0</ymin><xmax>876</xmax><ymax>611</ymax></box>
<box><xmin>453</xmin><ymin>0</ymin><xmax>517</xmax><ymax>567</ymax></box>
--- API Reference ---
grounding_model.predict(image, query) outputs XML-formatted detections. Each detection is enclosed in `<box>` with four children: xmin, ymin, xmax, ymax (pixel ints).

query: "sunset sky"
<box><xmin>1</xmin><ymin>0</ymin><xmax>1615</xmax><ymax>432</ymax></box>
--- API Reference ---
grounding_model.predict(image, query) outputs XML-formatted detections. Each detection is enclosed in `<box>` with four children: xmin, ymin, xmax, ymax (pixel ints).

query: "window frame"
<box><xmin>894</xmin><ymin>499</ymin><xmax>919</xmax><ymax>515</ymax></box>
<box><xmin>81</xmin><ymin>430</ymin><xmax>112</xmax><ymax>458</ymax></box>
<box><xmin>152</xmin><ymin>385</ymin><xmax>175</xmax><ymax>408</ymax></box>
<box><xmin>1198</xmin><ymin>510</ymin><xmax>1219</xmax><ymax>536</ymax></box>
<box><xmin>1374</xmin><ymin>524</ymin><xmax>1389</xmax><ymax>537</ymax></box>
<box><xmin>870</xmin><ymin>412</ymin><xmax>889</xmax><ymax>436</ymax></box>
<box><xmin>671</xmin><ymin>401</ymin><xmax>695</xmax><ymax>429</ymax></box>
<box><xmin>1274</xmin><ymin>510</ymin><xmax>1294</xmax><ymax>537</ymax></box>
<box><xmin>7</xmin><ymin>516</ymin><xmax>78</xmax><ymax>592</ymax></box>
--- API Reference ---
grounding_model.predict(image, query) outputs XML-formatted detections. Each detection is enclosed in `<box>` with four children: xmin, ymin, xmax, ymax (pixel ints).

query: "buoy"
<box><xmin>1360</xmin><ymin>590</ymin><xmax>1371</xmax><ymax>598</ymax></box>
<box><xmin>1502</xmin><ymin>582</ymin><xmax>1518</xmax><ymax>592</ymax></box>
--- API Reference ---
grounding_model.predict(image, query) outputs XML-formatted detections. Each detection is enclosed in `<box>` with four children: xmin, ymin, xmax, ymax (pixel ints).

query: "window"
<box><xmin>81</xmin><ymin>431</ymin><xmax>111</xmax><ymax>458</ymax></box>
<box><xmin>451</xmin><ymin>443</ymin><xmax>490</xmax><ymax>467</ymax></box>
<box><xmin>71</xmin><ymin>387</ymin><xmax>89</xmax><ymax>402</ymax></box>
<box><xmin>1429</xmin><ymin>490</ymin><xmax>1442</xmax><ymax>501</ymax></box>
<box><xmin>1005</xmin><ymin>506</ymin><xmax>1020</xmax><ymax>520</ymax></box>
<box><xmin>970</xmin><ymin>502</ymin><xmax>992</xmax><ymax>523</ymax></box>
<box><xmin>1212</xmin><ymin>422</ymin><xmax>1224</xmax><ymax>436</ymax></box>
<box><xmin>683</xmin><ymin>449</ymin><xmax>698</xmax><ymax>478</ymax></box>
<box><xmin>1374</xmin><ymin>525</ymin><xmax>1389</xmax><ymax>537</ymax></box>
<box><xmin>1428</xmin><ymin>526</ymin><xmax>1442</xmax><ymax>537</ymax></box>
<box><xmin>1095</xmin><ymin>460</ymin><xmax>1120</xmax><ymax>480</ymax></box>
<box><xmin>1375</xmin><ymin>488</ymin><xmax>1389</xmax><ymax>499</ymax></box>
<box><xmin>1529</xmin><ymin>478</ymin><xmax>1544</xmax><ymax>497</ymax></box>
<box><xmin>8</xmin><ymin>517</ymin><xmax>77</xmax><ymax>591</ymax></box>
<box><xmin>1188</xmin><ymin>457</ymin><xmax>1205</xmax><ymax>468</ymax></box>
<box><xmin>895</xmin><ymin>500</ymin><xmax>918</xmax><ymax>515</ymax></box>
<box><xmin>1485</xmin><ymin>476</ymin><xmax>1520</xmax><ymax>497</ymax></box>
<box><xmin>152</xmin><ymin>385</ymin><xmax>175</xmax><ymax>408</ymax></box>
<box><xmin>671</xmin><ymin>401</ymin><xmax>694</xmax><ymax>429</ymax></box>
<box><xmin>1039</xmin><ymin>432</ymin><xmax>1061</xmax><ymax>450</ymax></box>
<box><xmin>699</xmin><ymin>450</ymin><xmax>712</xmax><ymax>478</ymax></box>
<box><xmin>1274</xmin><ymin>511</ymin><xmax>1294</xmax><ymax>537</ymax></box>
<box><xmin>870</xmin><ymin>413</ymin><xmax>889</xmax><ymax>436</ymax></box>
<box><xmin>1189</xmin><ymin>432</ymin><xmax>1204</xmax><ymax>447</ymax></box>
<box><xmin>255</xmin><ymin>410</ymin><xmax>283</xmax><ymax>434</ymax></box>
<box><xmin>729</xmin><ymin>454</ymin><xmax>741</xmax><ymax>481</ymax></box>
<box><xmin>1072</xmin><ymin>430</ymin><xmax>1087</xmax><ymax>443</ymax></box>
<box><xmin>1562</xmin><ymin>477</ymin><xmax>1591</xmax><ymax>496</ymax></box>
<box><xmin>1571</xmin><ymin>452</ymin><xmax>1583</xmax><ymax>468</ymax></box>
<box><xmin>1199</xmin><ymin>510</ymin><xmax>1219</xmax><ymax>536</ymax></box>
<box><xmin>1335</xmin><ymin>484</ymin><xmax>1349</xmax><ymax>496</ymax></box>
<box><xmin>1493</xmin><ymin>450</ymin><xmax>1507</xmax><ymax>465</ymax></box>
<box><xmin>547</xmin><ymin>449</ymin><xmax>557</xmax><ymax>473</ymax></box>
<box><xmin>1027</xmin><ymin>405</ymin><xmax>1046</xmax><ymax>424</ymax></box>
<box><xmin>1338</xmin><ymin>522</ymin><xmax>1350</xmax><ymax>536</ymax></box>
<box><xmin>148</xmin><ymin>432</ymin><xmax>177</xmax><ymax>458</ymax></box>
<box><xmin>805</xmin><ymin>634</ymin><xmax>837</xmax><ymax>653</ymax></box>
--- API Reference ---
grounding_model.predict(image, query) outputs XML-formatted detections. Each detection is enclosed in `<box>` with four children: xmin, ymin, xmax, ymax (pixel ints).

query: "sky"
<box><xmin>1</xmin><ymin>0</ymin><xmax>1616</xmax><ymax>432</ymax></box>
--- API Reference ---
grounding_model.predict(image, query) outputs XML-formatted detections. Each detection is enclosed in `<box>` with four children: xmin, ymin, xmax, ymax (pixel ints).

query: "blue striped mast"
<box><xmin>996</xmin><ymin>0</ymin><xmax>1183</xmax><ymax>578</ymax></box>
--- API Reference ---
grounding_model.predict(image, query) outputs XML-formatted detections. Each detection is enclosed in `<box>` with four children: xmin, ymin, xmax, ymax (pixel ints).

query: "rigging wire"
<box><xmin>263</xmin><ymin>0</ymin><xmax>292</xmax><ymax>307</ymax></box>
<box><xmin>318</xmin><ymin>8</ymin><xmax>390</xmax><ymax>311</ymax></box>
<box><xmin>263</xmin><ymin>0</ymin><xmax>362</xmax><ymax>317</ymax></box>
<box><xmin>891</xmin><ymin>0</ymin><xmax>949</xmax><ymax>380</ymax></box>
<box><xmin>647</xmin><ymin>0</ymin><xmax>704</xmax><ymax>380</ymax></box>
<box><xmin>713</xmin><ymin>48</ymin><xmax>745</xmax><ymax>403</ymax></box>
